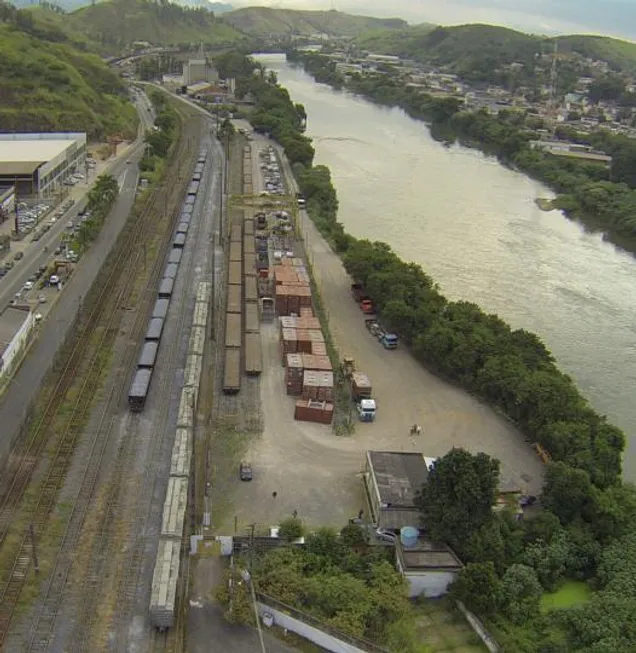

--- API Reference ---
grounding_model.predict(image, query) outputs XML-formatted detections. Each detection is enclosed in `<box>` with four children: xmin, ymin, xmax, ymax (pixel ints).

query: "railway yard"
<box><xmin>0</xmin><ymin>90</ymin><xmax>546</xmax><ymax>653</ymax></box>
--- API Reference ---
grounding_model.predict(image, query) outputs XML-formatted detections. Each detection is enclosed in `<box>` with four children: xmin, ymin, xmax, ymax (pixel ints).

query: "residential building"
<box><xmin>182</xmin><ymin>59</ymin><xmax>218</xmax><ymax>86</ymax></box>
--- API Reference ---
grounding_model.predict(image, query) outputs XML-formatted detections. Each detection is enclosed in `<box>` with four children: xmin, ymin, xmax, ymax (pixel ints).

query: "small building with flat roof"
<box><xmin>0</xmin><ymin>133</ymin><xmax>87</xmax><ymax>198</ymax></box>
<box><xmin>395</xmin><ymin>537</ymin><xmax>463</xmax><ymax>598</ymax></box>
<box><xmin>364</xmin><ymin>451</ymin><xmax>433</xmax><ymax>530</ymax></box>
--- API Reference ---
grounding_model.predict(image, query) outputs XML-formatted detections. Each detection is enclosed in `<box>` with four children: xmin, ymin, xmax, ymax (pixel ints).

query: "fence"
<box><xmin>456</xmin><ymin>601</ymin><xmax>500</xmax><ymax>653</ymax></box>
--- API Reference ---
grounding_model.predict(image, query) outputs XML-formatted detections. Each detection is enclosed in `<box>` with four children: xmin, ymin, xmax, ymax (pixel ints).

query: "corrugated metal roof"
<box><xmin>0</xmin><ymin>161</ymin><xmax>42</xmax><ymax>176</ymax></box>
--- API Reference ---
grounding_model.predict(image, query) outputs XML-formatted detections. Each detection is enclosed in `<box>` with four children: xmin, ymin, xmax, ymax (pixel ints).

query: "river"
<box><xmin>254</xmin><ymin>53</ymin><xmax>636</xmax><ymax>479</ymax></box>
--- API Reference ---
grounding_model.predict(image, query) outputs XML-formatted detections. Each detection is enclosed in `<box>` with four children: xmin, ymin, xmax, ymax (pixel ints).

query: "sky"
<box><xmin>232</xmin><ymin>0</ymin><xmax>636</xmax><ymax>40</ymax></box>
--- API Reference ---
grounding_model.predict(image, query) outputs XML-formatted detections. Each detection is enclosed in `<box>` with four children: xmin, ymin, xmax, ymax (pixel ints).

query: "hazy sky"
<box><xmin>233</xmin><ymin>0</ymin><xmax>636</xmax><ymax>40</ymax></box>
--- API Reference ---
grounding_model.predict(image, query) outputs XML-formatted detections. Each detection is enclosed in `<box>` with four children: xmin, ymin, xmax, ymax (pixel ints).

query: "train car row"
<box><xmin>149</xmin><ymin>279</ymin><xmax>212</xmax><ymax>630</ymax></box>
<box><xmin>128</xmin><ymin>148</ymin><xmax>209</xmax><ymax>412</ymax></box>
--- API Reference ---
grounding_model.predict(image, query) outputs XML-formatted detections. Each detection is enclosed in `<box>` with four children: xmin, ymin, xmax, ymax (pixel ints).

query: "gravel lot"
<box><xmin>215</xmin><ymin>132</ymin><xmax>543</xmax><ymax>536</ymax></box>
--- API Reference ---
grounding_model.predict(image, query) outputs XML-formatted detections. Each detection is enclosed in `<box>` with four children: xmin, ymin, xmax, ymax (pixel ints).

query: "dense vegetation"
<box><xmin>0</xmin><ymin>1</ymin><xmax>136</xmax><ymax>137</ymax></box>
<box><xmin>419</xmin><ymin>447</ymin><xmax>636</xmax><ymax>651</ymax></box>
<box><xmin>353</xmin><ymin>22</ymin><xmax>636</xmax><ymax>80</ymax></box>
<box><xmin>221</xmin><ymin>524</ymin><xmax>425</xmax><ymax>652</ymax></box>
<box><xmin>71</xmin><ymin>174</ymin><xmax>119</xmax><ymax>251</ymax></box>
<box><xmin>140</xmin><ymin>89</ymin><xmax>179</xmax><ymax>179</ymax></box>
<box><xmin>223</xmin><ymin>7</ymin><xmax>407</xmax><ymax>38</ymax></box>
<box><xmin>229</xmin><ymin>53</ymin><xmax>636</xmax><ymax>651</ymax></box>
<box><xmin>68</xmin><ymin>0</ymin><xmax>243</xmax><ymax>50</ymax></box>
<box><xmin>291</xmin><ymin>50</ymin><xmax>636</xmax><ymax>248</ymax></box>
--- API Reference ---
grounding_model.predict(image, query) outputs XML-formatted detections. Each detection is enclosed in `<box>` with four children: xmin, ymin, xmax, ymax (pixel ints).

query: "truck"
<box><xmin>365</xmin><ymin>319</ymin><xmax>399</xmax><ymax>349</ymax></box>
<box><xmin>357</xmin><ymin>398</ymin><xmax>377</xmax><ymax>422</ymax></box>
<box><xmin>350</xmin><ymin>283</ymin><xmax>375</xmax><ymax>314</ymax></box>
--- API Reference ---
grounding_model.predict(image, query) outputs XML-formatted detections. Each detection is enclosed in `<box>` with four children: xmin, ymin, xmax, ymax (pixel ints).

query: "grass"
<box><xmin>540</xmin><ymin>581</ymin><xmax>592</xmax><ymax>613</ymax></box>
<box><xmin>414</xmin><ymin>599</ymin><xmax>488</xmax><ymax>653</ymax></box>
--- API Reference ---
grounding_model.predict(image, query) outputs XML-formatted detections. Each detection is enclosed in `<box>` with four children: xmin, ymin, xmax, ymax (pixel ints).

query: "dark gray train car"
<box><xmin>194</xmin><ymin>163</ymin><xmax>204</xmax><ymax>173</ymax></box>
<box><xmin>222</xmin><ymin>348</ymin><xmax>241</xmax><ymax>395</ymax></box>
<box><xmin>153</xmin><ymin>298</ymin><xmax>170</xmax><ymax>320</ymax></box>
<box><xmin>184</xmin><ymin>195</ymin><xmax>195</xmax><ymax>206</ymax></box>
<box><xmin>158</xmin><ymin>277</ymin><xmax>174</xmax><ymax>299</ymax></box>
<box><xmin>145</xmin><ymin>317</ymin><xmax>164</xmax><ymax>341</ymax></box>
<box><xmin>176</xmin><ymin>222</ymin><xmax>189</xmax><ymax>235</ymax></box>
<box><xmin>163</xmin><ymin>263</ymin><xmax>179</xmax><ymax>280</ymax></box>
<box><xmin>129</xmin><ymin>368</ymin><xmax>152</xmax><ymax>412</ymax></box>
<box><xmin>187</xmin><ymin>181</ymin><xmax>200</xmax><ymax>195</ymax></box>
<box><xmin>179</xmin><ymin>213</ymin><xmax>191</xmax><ymax>224</ymax></box>
<box><xmin>173</xmin><ymin>233</ymin><xmax>186</xmax><ymax>249</ymax></box>
<box><xmin>138</xmin><ymin>341</ymin><xmax>159</xmax><ymax>369</ymax></box>
<box><xmin>168</xmin><ymin>248</ymin><xmax>183</xmax><ymax>265</ymax></box>
<box><xmin>192</xmin><ymin>172</ymin><xmax>202</xmax><ymax>182</ymax></box>
<box><xmin>182</xmin><ymin>203</ymin><xmax>194</xmax><ymax>215</ymax></box>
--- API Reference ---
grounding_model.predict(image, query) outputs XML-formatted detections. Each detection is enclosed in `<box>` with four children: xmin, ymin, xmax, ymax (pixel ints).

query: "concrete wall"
<box><xmin>404</xmin><ymin>570</ymin><xmax>457</xmax><ymax>599</ymax></box>
<box><xmin>256</xmin><ymin>603</ymin><xmax>369</xmax><ymax>653</ymax></box>
<box><xmin>1</xmin><ymin>310</ymin><xmax>34</xmax><ymax>378</ymax></box>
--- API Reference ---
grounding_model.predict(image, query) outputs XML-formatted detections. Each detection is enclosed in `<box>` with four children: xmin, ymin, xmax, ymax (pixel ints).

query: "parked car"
<box><xmin>13</xmin><ymin>251</ymin><xmax>24</xmax><ymax>261</ymax></box>
<box><xmin>23</xmin><ymin>281</ymin><xmax>34</xmax><ymax>291</ymax></box>
<box><xmin>239</xmin><ymin>462</ymin><xmax>253</xmax><ymax>481</ymax></box>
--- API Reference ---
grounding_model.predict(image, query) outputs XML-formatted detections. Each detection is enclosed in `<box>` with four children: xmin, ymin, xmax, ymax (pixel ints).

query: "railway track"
<box><xmin>65</xmin><ymin>120</ymin><xmax>208</xmax><ymax>652</ymax></box>
<box><xmin>0</xmin><ymin>101</ymin><xmax>204</xmax><ymax>648</ymax></box>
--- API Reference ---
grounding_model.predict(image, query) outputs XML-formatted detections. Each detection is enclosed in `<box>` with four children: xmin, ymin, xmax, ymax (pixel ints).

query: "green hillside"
<box><xmin>224</xmin><ymin>7</ymin><xmax>407</xmax><ymax>38</ymax></box>
<box><xmin>68</xmin><ymin>0</ymin><xmax>244</xmax><ymax>49</ymax></box>
<box><xmin>0</xmin><ymin>4</ymin><xmax>136</xmax><ymax>137</ymax></box>
<box><xmin>354</xmin><ymin>23</ymin><xmax>636</xmax><ymax>78</ymax></box>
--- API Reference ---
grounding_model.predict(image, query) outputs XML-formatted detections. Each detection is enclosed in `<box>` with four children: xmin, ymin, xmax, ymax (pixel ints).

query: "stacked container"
<box><xmin>302</xmin><ymin>371</ymin><xmax>335</xmax><ymax>402</ymax></box>
<box><xmin>294</xmin><ymin>399</ymin><xmax>334</xmax><ymax>424</ymax></box>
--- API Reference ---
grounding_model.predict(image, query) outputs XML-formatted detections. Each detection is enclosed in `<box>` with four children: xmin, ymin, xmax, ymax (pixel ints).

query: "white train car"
<box><xmin>149</xmin><ymin>539</ymin><xmax>180</xmax><ymax>630</ymax></box>
<box><xmin>188</xmin><ymin>326</ymin><xmax>206</xmax><ymax>358</ymax></box>
<box><xmin>183</xmin><ymin>354</ymin><xmax>202</xmax><ymax>407</ymax></box>
<box><xmin>176</xmin><ymin>388</ymin><xmax>195</xmax><ymax>429</ymax></box>
<box><xmin>196</xmin><ymin>281</ymin><xmax>212</xmax><ymax>305</ymax></box>
<box><xmin>161</xmin><ymin>477</ymin><xmax>188</xmax><ymax>540</ymax></box>
<box><xmin>191</xmin><ymin>302</ymin><xmax>208</xmax><ymax>329</ymax></box>
<box><xmin>170</xmin><ymin>428</ymin><xmax>192</xmax><ymax>478</ymax></box>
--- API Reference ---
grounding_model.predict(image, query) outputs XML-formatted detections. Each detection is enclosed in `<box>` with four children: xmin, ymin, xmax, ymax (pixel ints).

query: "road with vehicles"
<box><xmin>0</xmin><ymin>96</ymin><xmax>153</xmax><ymax>469</ymax></box>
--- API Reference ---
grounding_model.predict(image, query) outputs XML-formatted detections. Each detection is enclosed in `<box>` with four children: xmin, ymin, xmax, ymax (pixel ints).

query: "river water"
<box><xmin>255</xmin><ymin>53</ymin><xmax>636</xmax><ymax>479</ymax></box>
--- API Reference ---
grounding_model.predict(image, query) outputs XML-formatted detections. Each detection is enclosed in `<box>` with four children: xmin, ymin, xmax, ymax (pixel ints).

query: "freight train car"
<box><xmin>128</xmin><ymin>368</ymin><xmax>152</xmax><ymax>412</ymax></box>
<box><xmin>158</xmin><ymin>277</ymin><xmax>174</xmax><ymax>299</ymax></box>
<box><xmin>226</xmin><ymin>285</ymin><xmax>241</xmax><ymax>314</ymax></box>
<box><xmin>222</xmin><ymin>348</ymin><xmax>241</xmax><ymax>394</ymax></box>
<box><xmin>228</xmin><ymin>261</ymin><xmax>242</xmax><ymax>286</ymax></box>
<box><xmin>168</xmin><ymin>248</ymin><xmax>183</xmax><ymax>265</ymax></box>
<box><xmin>225</xmin><ymin>312</ymin><xmax>242</xmax><ymax>348</ymax></box>
<box><xmin>245</xmin><ymin>332</ymin><xmax>263</xmax><ymax>376</ymax></box>
<box><xmin>149</xmin><ymin>539</ymin><xmax>180</xmax><ymax>630</ymax></box>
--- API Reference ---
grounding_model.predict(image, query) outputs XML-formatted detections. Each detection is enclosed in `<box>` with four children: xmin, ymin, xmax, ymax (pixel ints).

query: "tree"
<box><xmin>499</xmin><ymin>564</ymin><xmax>542</xmax><ymax>624</ymax></box>
<box><xmin>542</xmin><ymin>462</ymin><xmax>597</xmax><ymax>524</ymax></box>
<box><xmin>450</xmin><ymin>562</ymin><xmax>501</xmax><ymax>616</ymax></box>
<box><xmin>278</xmin><ymin>517</ymin><xmax>304</xmax><ymax>541</ymax></box>
<box><xmin>340</xmin><ymin>523</ymin><xmax>368</xmax><ymax>548</ymax></box>
<box><xmin>416</xmin><ymin>448</ymin><xmax>500</xmax><ymax>549</ymax></box>
<box><xmin>522</xmin><ymin>529</ymin><xmax>570</xmax><ymax>590</ymax></box>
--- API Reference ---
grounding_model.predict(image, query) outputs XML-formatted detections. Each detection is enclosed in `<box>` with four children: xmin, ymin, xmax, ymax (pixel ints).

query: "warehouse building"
<box><xmin>0</xmin><ymin>133</ymin><xmax>87</xmax><ymax>198</ymax></box>
<box><xmin>364</xmin><ymin>450</ymin><xmax>437</xmax><ymax>530</ymax></box>
<box><xmin>0</xmin><ymin>184</ymin><xmax>15</xmax><ymax>223</ymax></box>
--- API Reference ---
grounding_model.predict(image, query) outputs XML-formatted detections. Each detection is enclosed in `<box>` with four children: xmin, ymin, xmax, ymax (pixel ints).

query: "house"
<box><xmin>395</xmin><ymin>537</ymin><xmax>463</xmax><ymax>598</ymax></box>
<box><xmin>364</xmin><ymin>451</ymin><xmax>435</xmax><ymax>531</ymax></box>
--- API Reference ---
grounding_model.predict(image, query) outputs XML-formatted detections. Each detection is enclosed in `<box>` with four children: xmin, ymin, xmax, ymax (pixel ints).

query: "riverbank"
<box><xmin>289</xmin><ymin>50</ymin><xmax>636</xmax><ymax>256</ymax></box>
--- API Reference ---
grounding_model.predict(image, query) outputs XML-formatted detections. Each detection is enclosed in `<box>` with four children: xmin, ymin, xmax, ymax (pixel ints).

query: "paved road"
<box><xmin>0</xmin><ymin>95</ymin><xmax>153</xmax><ymax>469</ymax></box>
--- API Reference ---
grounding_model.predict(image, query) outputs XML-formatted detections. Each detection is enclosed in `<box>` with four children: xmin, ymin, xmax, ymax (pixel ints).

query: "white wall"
<box><xmin>256</xmin><ymin>603</ymin><xmax>370</xmax><ymax>653</ymax></box>
<box><xmin>405</xmin><ymin>570</ymin><xmax>457</xmax><ymax>598</ymax></box>
<box><xmin>1</xmin><ymin>310</ymin><xmax>34</xmax><ymax>378</ymax></box>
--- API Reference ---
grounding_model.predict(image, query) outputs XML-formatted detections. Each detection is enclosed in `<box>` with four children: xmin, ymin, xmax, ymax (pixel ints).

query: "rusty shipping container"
<box><xmin>245</xmin><ymin>276</ymin><xmax>258</xmax><ymax>303</ymax></box>
<box><xmin>279</xmin><ymin>316</ymin><xmax>321</xmax><ymax>331</ymax></box>
<box><xmin>244</xmin><ymin>332</ymin><xmax>263</xmax><ymax>376</ymax></box>
<box><xmin>226</xmin><ymin>284</ymin><xmax>242</xmax><ymax>314</ymax></box>
<box><xmin>222</xmin><ymin>348</ymin><xmax>241</xmax><ymax>395</ymax></box>
<box><xmin>311</xmin><ymin>341</ymin><xmax>327</xmax><ymax>356</ymax></box>
<box><xmin>230</xmin><ymin>241</ymin><xmax>242</xmax><ymax>263</ymax></box>
<box><xmin>294</xmin><ymin>400</ymin><xmax>334</xmax><ymax>424</ymax></box>
<box><xmin>228</xmin><ymin>261</ymin><xmax>242</xmax><ymax>287</ymax></box>
<box><xmin>285</xmin><ymin>353</ymin><xmax>304</xmax><ymax>395</ymax></box>
<box><xmin>280</xmin><ymin>327</ymin><xmax>297</xmax><ymax>362</ymax></box>
<box><xmin>302</xmin><ymin>371</ymin><xmax>335</xmax><ymax>402</ymax></box>
<box><xmin>225</xmin><ymin>312</ymin><xmax>242</xmax><ymax>348</ymax></box>
<box><xmin>300</xmin><ymin>306</ymin><xmax>314</xmax><ymax>318</ymax></box>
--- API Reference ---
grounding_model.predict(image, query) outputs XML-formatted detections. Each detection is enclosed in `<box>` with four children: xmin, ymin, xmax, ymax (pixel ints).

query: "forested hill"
<box><xmin>355</xmin><ymin>23</ymin><xmax>636</xmax><ymax>77</ymax></box>
<box><xmin>0</xmin><ymin>1</ymin><xmax>136</xmax><ymax>137</ymax></box>
<box><xmin>61</xmin><ymin>0</ymin><xmax>244</xmax><ymax>50</ymax></box>
<box><xmin>223</xmin><ymin>7</ymin><xmax>407</xmax><ymax>38</ymax></box>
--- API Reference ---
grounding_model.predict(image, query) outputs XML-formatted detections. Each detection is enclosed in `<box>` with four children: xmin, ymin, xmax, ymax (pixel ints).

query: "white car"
<box><xmin>49</xmin><ymin>275</ymin><xmax>60</xmax><ymax>285</ymax></box>
<box><xmin>23</xmin><ymin>281</ymin><xmax>34</xmax><ymax>291</ymax></box>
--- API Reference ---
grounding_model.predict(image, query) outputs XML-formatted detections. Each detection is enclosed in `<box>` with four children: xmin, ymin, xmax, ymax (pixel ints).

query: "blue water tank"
<box><xmin>400</xmin><ymin>526</ymin><xmax>419</xmax><ymax>548</ymax></box>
